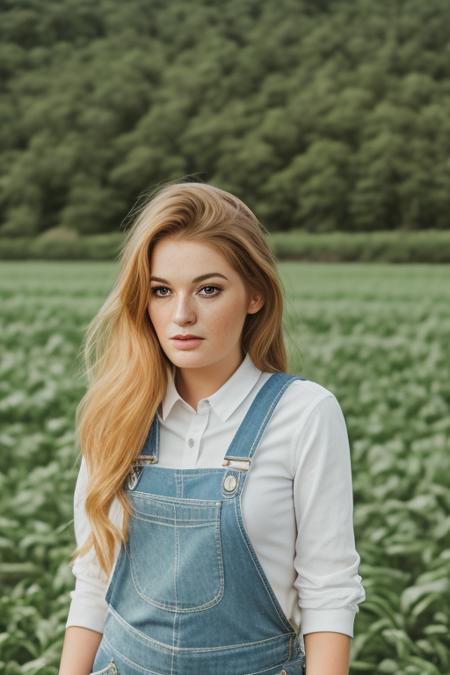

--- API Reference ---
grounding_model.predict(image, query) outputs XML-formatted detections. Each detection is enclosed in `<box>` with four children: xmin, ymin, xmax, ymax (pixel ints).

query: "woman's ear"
<box><xmin>247</xmin><ymin>292</ymin><xmax>264</xmax><ymax>315</ymax></box>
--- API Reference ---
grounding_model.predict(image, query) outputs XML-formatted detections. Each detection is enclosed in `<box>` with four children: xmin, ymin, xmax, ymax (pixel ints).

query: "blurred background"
<box><xmin>0</xmin><ymin>1</ymin><xmax>449</xmax><ymax>673</ymax></box>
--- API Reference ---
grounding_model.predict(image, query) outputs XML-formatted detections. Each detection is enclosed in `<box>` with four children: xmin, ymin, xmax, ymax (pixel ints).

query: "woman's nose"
<box><xmin>173</xmin><ymin>296</ymin><xmax>196</xmax><ymax>324</ymax></box>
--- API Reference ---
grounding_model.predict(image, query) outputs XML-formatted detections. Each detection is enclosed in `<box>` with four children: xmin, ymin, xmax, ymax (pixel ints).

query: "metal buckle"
<box><xmin>127</xmin><ymin>454</ymin><xmax>157</xmax><ymax>490</ymax></box>
<box><xmin>133</xmin><ymin>454</ymin><xmax>158</xmax><ymax>465</ymax></box>
<box><xmin>222</xmin><ymin>457</ymin><xmax>251</xmax><ymax>471</ymax></box>
<box><xmin>127</xmin><ymin>465</ymin><xmax>142</xmax><ymax>490</ymax></box>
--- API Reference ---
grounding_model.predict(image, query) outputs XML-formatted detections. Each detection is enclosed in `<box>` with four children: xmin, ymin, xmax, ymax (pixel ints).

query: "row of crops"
<box><xmin>0</xmin><ymin>261</ymin><xmax>449</xmax><ymax>673</ymax></box>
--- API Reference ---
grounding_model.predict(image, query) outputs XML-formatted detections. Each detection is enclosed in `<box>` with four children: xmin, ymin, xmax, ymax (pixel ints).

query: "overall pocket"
<box><xmin>127</xmin><ymin>492</ymin><xmax>224</xmax><ymax>612</ymax></box>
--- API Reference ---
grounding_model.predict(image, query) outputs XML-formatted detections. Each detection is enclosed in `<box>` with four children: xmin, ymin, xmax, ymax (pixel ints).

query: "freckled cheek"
<box><xmin>205</xmin><ymin>301</ymin><xmax>246</xmax><ymax>337</ymax></box>
<box><xmin>149</xmin><ymin>297</ymin><xmax>246</xmax><ymax>337</ymax></box>
<box><xmin>148</xmin><ymin>304</ymin><xmax>169</xmax><ymax>333</ymax></box>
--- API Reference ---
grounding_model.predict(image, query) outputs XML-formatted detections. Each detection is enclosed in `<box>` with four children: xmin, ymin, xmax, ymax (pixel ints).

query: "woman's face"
<box><xmin>147</xmin><ymin>236</ymin><xmax>264</xmax><ymax>372</ymax></box>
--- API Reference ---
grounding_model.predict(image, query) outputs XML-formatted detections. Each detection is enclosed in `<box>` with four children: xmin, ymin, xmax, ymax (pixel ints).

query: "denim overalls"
<box><xmin>90</xmin><ymin>372</ymin><xmax>307</xmax><ymax>675</ymax></box>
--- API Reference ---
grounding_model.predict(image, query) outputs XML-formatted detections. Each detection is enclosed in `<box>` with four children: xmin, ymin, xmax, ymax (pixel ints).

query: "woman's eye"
<box><xmin>150</xmin><ymin>285</ymin><xmax>222</xmax><ymax>297</ymax></box>
<box><xmin>151</xmin><ymin>286</ymin><xmax>170</xmax><ymax>297</ymax></box>
<box><xmin>199</xmin><ymin>285</ymin><xmax>222</xmax><ymax>296</ymax></box>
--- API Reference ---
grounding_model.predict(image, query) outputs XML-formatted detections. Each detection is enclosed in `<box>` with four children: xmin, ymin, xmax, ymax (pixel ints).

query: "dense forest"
<box><xmin>1</xmin><ymin>0</ymin><xmax>450</xmax><ymax>237</ymax></box>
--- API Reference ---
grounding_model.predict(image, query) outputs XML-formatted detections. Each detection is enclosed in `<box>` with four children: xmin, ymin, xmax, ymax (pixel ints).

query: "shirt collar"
<box><xmin>160</xmin><ymin>352</ymin><xmax>262</xmax><ymax>423</ymax></box>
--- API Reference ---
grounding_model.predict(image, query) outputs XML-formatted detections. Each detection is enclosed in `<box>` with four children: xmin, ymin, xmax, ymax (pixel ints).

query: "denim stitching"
<box><xmin>172</xmin><ymin>489</ymin><xmax>178</xmax><ymax>675</ymax></box>
<box><xmin>101</xmin><ymin>630</ymin><xmax>296</xmax><ymax>675</ymax></box>
<box><xmin>247</xmin><ymin>377</ymin><xmax>299</xmax><ymax>459</ymax></box>
<box><xmin>233</xmin><ymin>495</ymin><xmax>296</xmax><ymax>634</ymax></box>
<box><xmin>105</xmin><ymin>545</ymin><xmax>125</xmax><ymax>605</ymax></box>
<box><xmin>130</xmin><ymin>513</ymin><xmax>217</xmax><ymax>527</ymax></box>
<box><xmin>107</xmin><ymin>606</ymin><xmax>296</xmax><ymax>653</ymax></box>
<box><xmin>89</xmin><ymin>659</ymin><xmax>117</xmax><ymax>675</ymax></box>
<box><xmin>127</xmin><ymin>504</ymin><xmax>224</xmax><ymax>612</ymax></box>
<box><xmin>105</xmin><ymin>373</ymin><xmax>306</xmax><ymax>670</ymax></box>
<box><xmin>138</xmin><ymin>467</ymin><xmax>226</xmax><ymax>476</ymax></box>
<box><xmin>130</xmin><ymin>498</ymin><xmax>218</xmax><ymax>520</ymax></box>
<box><xmin>101</xmin><ymin>632</ymin><xmax>165</xmax><ymax>674</ymax></box>
<box><xmin>175</xmin><ymin>467</ymin><xmax>182</xmax><ymax>498</ymax></box>
<box><xmin>131</xmin><ymin>490</ymin><xmax>220</xmax><ymax>505</ymax></box>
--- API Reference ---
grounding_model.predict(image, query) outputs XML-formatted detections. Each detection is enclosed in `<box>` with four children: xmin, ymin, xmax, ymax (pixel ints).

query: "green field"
<box><xmin>1</xmin><ymin>261</ymin><xmax>449</xmax><ymax>674</ymax></box>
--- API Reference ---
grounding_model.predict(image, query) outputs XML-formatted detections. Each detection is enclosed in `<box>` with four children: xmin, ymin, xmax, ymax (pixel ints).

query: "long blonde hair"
<box><xmin>69</xmin><ymin>180</ymin><xmax>290</xmax><ymax>580</ymax></box>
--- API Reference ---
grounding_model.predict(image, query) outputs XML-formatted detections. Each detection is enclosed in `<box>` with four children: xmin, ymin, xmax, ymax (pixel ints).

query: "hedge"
<box><xmin>1</xmin><ymin>230</ymin><xmax>450</xmax><ymax>263</ymax></box>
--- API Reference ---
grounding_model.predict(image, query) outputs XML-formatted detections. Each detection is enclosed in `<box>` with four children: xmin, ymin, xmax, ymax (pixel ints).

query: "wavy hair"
<box><xmin>69</xmin><ymin>180</ymin><xmax>290</xmax><ymax>580</ymax></box>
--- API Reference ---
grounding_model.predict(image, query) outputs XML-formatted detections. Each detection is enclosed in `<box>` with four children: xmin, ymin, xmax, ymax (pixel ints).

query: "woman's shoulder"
<box><xmin>257</xmin><ymin>372</ymin><xmax>347</xmax><ymax>452</ymax></box>
<box><xmin>286</xmin><ymin>375</ymin><xmax>340</xmax><ymax>422</ymax></box>
<box><xmin>257</xmin><ymin>373</ymin><xmax>347</xmax><ymax>474</ymax></box>
<box><xmin>262</xmin><ymin>370</ymin><xmax>338</xmax><ymax>417</ymax></box>
<box><xmin>287</xmin><ymin>372</ymin><xmax>336</xmax><ymax>397</ymax></box>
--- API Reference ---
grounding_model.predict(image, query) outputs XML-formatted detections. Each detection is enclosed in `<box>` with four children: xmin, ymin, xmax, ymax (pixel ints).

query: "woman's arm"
<box><xmin>292</xmin><ymin>394</ymin><xmax>366</xmax><ymax>650</ymax></box>
<box><xmin>59</xmin><ymin>626</ymin><xmax>103</xmax><ymax>675</ymax></box>
<box><xmin>304</xmin><ymin>632</ymin><xmax>351</xmax><ymax>675</ymax></box>
<box><xmin>61</xmin><ymin>458</ymin><xmax>121</xmax><ymax>671</ymax></box>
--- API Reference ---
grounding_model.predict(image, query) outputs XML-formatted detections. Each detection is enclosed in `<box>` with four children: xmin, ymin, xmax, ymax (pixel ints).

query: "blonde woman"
<box><xmin>58</xmin><ymin>181</ymin><xmax>366</xmax><ymax>675</ymax></box>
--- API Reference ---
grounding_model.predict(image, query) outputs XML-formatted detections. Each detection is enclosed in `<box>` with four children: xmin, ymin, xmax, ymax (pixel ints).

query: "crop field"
<box><xmin>0</xmin><ymin>261</ymin><xmax>449</xmax><ymax>674</ymax></box>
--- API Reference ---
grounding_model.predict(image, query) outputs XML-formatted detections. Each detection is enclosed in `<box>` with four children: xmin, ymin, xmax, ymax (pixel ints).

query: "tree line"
<box><xmin>1</xmin><ymin>0</ymin><xmax>449</xmax><ymax>237</ymax></box>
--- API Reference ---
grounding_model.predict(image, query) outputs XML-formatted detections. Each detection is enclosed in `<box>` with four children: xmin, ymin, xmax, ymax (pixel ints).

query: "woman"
<box><xmin>59</xmin><ymin>181</ymin><xmax>366</xmax><ymax>675</ymax></box>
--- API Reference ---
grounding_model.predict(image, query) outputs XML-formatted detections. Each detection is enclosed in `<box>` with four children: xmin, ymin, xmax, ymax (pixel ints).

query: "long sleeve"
<box><xmin>292</xmin><ymin>394</ymin><xmax>366</xmax><ymax>639</ymax></box>
<box><xmin>65</xmin><ymin>457</ymin><xmax>122</xmax><ymax>633</ymax></box>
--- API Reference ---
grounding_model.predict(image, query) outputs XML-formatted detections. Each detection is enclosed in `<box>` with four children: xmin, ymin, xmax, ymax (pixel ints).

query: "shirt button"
<box><xmin>188</xmin><ymin>438</ymin><xmax>194</xmax><ymax>447</ymax></box>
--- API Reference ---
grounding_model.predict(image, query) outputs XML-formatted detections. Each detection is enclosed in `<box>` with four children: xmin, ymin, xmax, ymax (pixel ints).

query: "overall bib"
<box><xmin>90</xmin><ymin>372</ymin><xmax>307</xmax><ymax>675</ymax></box>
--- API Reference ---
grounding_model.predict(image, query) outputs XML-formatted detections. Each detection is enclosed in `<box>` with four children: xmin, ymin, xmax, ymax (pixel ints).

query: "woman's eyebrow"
<box><xmin>150</xmin><ymin>273</ymin><xmax>229</xmax><ymax>283</ymax></box>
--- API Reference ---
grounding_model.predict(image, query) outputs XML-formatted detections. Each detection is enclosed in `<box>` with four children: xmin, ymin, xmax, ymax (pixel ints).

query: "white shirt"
<box><xmin>66</xmin><ymin>352</ymin><xmax>366</xmax><ymax>646</ymax></box>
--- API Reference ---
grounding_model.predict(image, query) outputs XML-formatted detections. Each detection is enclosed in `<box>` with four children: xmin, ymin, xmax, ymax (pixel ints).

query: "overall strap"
<box><xmin>135</xmin><ymin>372</ymin><xmax>307</xmax><ymax>468</ymax></box>
<box><xmin>222</xmin><ymin>372</ymin><xmax>306</xmax><ymax>471</ymax></box>
<box><xmin>136</xmin><ymin>410</ymin><xmax>160</xmax><ymax>463</ymax></box>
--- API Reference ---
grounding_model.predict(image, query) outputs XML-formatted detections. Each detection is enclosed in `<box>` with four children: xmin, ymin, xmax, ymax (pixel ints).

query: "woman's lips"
<box><xmin>171</xmin><ymin>337</ymin><xmax>204</xmax><ymax>350</ymax></box>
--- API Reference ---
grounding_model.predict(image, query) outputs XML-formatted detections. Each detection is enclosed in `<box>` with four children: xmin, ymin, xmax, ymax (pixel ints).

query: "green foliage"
<box><xmin>268</xmin><ymin>229</ymin><xmax>450</xmax><ymax>262</ymax></box>
<box><xmin>1</xmin><ymin>230</ymin><xmax>450</xmax><ymax>262</ymax></box>
<box><xmin>0</xmin><ymin>261</ymin><xmax>449</xmax><ymax>673</ymax></box>
<box><xmin>0</xmin><ymin>233</ymin><xmax>124</xmax><ymax>260</ymax></box>
<box><xmin>1</xmin><ymin>0</ymin><xmax>450</xmax><ymax>236</ymax></box>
